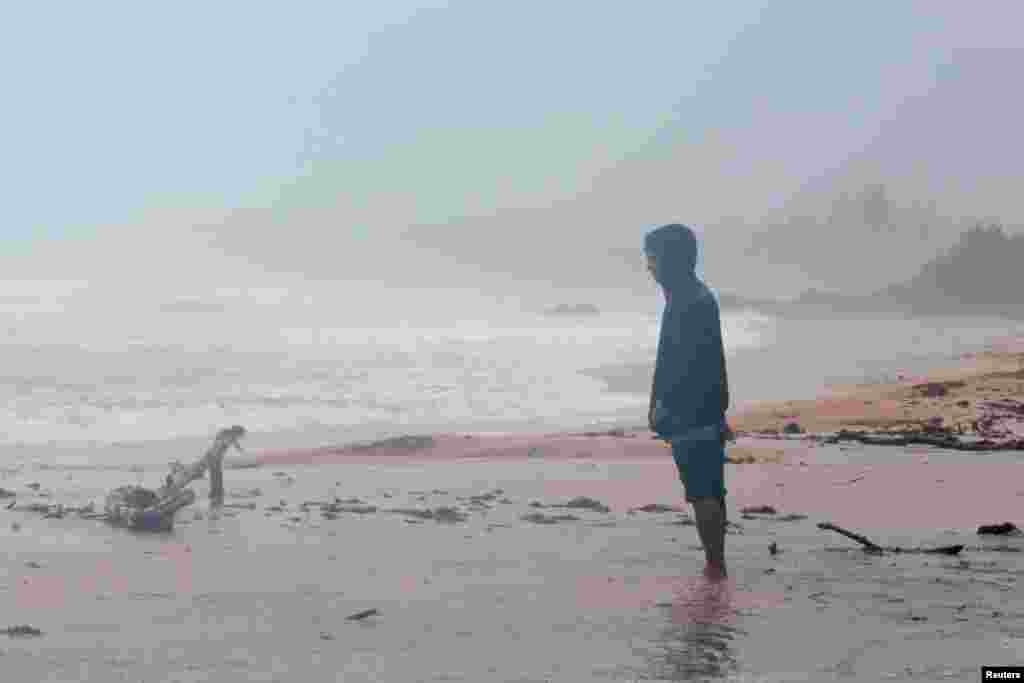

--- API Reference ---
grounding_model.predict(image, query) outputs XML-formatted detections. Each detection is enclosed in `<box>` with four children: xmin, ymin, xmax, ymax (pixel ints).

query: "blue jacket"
<box><xmin>648</xmin><ymin>281</ymin><xmax>730</xmax><ymax>437</ymax></box>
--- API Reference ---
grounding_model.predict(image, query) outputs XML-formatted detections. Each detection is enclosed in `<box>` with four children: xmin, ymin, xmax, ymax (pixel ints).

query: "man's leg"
<box><xmin>691</xmin><ymin>496</ymin><xmax>727</xmax><ymax>578</ymax></box>
<box><xmin>670</xmin><ymin>427</ymin><xmax>728</xmax><ymax>578</ymax></box>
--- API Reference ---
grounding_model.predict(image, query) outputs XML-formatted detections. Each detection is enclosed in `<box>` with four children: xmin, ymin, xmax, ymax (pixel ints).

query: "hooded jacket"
<box><xmin>648</xmin><ymin>274</ymin><xmax>730</xmax><ymax>438</ymax></box>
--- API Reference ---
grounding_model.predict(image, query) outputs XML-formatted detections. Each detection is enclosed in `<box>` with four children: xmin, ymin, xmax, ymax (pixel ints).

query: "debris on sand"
<box><xmin>817</xmin><ymin>394</ymin><xmax>1024</xmax><ymax>450</ymax></box>
<box><xmin>630</xmin><ymin>503</ymin><xmax>688</xmax><ymax>514</ymax></box>
<box><xmin>581</xmin><ymin>427</ymin><xmax>628</xmax><ymax>438</ymax></box>
<box><xmin>329</xmin><ymin>505</ymin><xmax>378</xmax><ymax>515</ymax></box>
<box><xmin>10</xmin><ymin>501</ymin><xmax>97</xmax><ymax>519</ymax></box>
<box><xmin>0</xmin><ymin>488</ymin><xmax>15</xmax><ymax>498</ymax></box>
<box><xmin>911</xmin><ymin>381</ymin><xmax>965</xmax><ymax>398</ymax></box>
<box><xmin>467</xmin><ymin>489</ymin><xmax>504</xmax><ymax>504</ymax></box>
<box><xmin>726</xmin><ymin>447</ymin><xmax>785</xmax><ymax>464</ymax></box>
<box><xmin>527</xmin><ymin>501</ymin><xmax>546</xmax><ymax>508</ymax></box>
<box><xmin>818</xmin><ymin>521</ymin><xmax>963</xmax><ymax>555</ymax></box>
<box><xmin>346</xmin><ymin>608</ymin><xmax>380</xmax><ymax>621</ymax></box>
<box><xmin>782</xmin><ymin>422</ymin><xmax>804</xmax><ymax>434</ymax></box>
<box><xmin>963</xmin><ymin>545</ymin><xmax>1021</xmax><ymax>553</ymax></box>
<box><xmin>741</xmin><ymin>505</ymin><xmax>777</xmax><ymax>515</ymax></box>
<box><xmin>520</xmin><ymin>512</ymin><xmax>580</xmax><ymax>524</ymax></box>
<box><xmin>544</xmin><ymin>302</ymin><xmax>600</xmax><ymax>317</ymax></box>
<box><xmin>387</xmin><ymin>506</ymin><xmax>467</xmax><ymax>523</ymax></box>
<box><xmin>769</xmin><ymin>542</ymin><xmax>779</xmax><ymax>556</ymax></box>
<box><xmin>432</xmin><ymin>506</ymin><xmax>468</xmax><ymax>523</ymax></box>
<box><xmin>977</xmin><ymin>522</ymin><xmax>1021</xmax><ymax>536</ymax></box>
<box><xmin>776</xmin><ymin>513</ymin><xmax>809</xmax><ymax>522</ymax></box>
<box><xmin>27</xmin><ymin>482</ymin><xmax>41</xmax><ymax>491</ymax></box>
<box><xmin>5</xmin><ymin>625</ymin><xmax>43</xmax><ymax>637</ymax></box>
<box><xmin>557</xmin><ymin>496</ymin><xmax>610</xmax><ymax>513</ymax></box>
<box><xmin>351</xmin><ymin>435</ymin><xmax>435</xmax><ymax>451</ymax></box>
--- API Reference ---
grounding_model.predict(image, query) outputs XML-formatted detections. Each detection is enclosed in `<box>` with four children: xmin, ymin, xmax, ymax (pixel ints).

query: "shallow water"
<box><xmin>1</xmin><ymin>454</ymin><xmax>1020</xmax><ymax>682</ymax></box>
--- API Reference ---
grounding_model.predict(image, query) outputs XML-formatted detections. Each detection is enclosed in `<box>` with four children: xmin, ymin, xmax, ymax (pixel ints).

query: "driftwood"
<box><xmin>102</xmin><ymin>426</ymin><xmax>246</xmax><ymax>532</ymax></box>
<box><xmin>823</xmin><ymin>428</ymin><xmax>1024</xmax><ymax>452</ymax></box>
<box><xmin>817</xmin><ymin>398</ymin><xmax>1024</xmax><ymax>451</ymax></box>
<box><xmin>978</xmin><ymin>522</ymin><xmax>1021</xmax><ymax>536</ymax></box>
<box><xmin>346</xmin><ymin>608</ymin><xmax>380</xmax><ymax>621</ymax></box>
<box><xmin>817</xmin><ymin>522</ymin><xmax>964</xmax><ymax>555</ymax></box>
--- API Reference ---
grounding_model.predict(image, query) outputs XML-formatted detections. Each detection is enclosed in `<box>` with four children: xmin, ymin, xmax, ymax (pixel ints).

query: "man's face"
<box><xmin>645</xmin><ymin>251</ymin><xmax>660</xmax><ymax>283</ymax></box>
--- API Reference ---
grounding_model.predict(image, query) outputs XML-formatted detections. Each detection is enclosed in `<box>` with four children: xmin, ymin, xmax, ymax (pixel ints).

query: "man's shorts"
<box><xmin>668</xmin><ymin>421</ymin><xmax>728</xmax><ymax>503</ymax></box>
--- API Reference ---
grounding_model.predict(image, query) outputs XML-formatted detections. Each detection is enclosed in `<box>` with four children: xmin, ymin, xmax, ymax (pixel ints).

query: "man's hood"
<box><xmin>644</xmin><ymin>223</ymin><xmax>700</xmax><ymax>294</ymax></box>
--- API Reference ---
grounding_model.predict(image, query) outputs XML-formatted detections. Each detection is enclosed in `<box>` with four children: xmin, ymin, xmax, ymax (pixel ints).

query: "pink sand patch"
<box><xmin>252</xmin><ymin>431</ymin><xmax>1023</xmax><ymax>528</ymax></box>
<box><xmin>574</xmin><ymin>574</ymin><xmax>785</xmax><ymax>622</ymax></box>
<box><xmin>16</xmin><ymin>574</ymin><xmax>66</xmax><ymax>610</ymax></box>
<box><xmin>875</xmin><ymin>399</ymin><xmax>906</xmax><ymax>416</ymax></box>
<box><xmin>986</xmin><ymin>336</ymin><xmax>1024</xmax><ymax>354</ymax></box>
<box><xmin>253</xmin><ymin>433</ymin><xmax>671</xmax><ymax>466</ymax></box>
<box><xmin>544</xmin><ymin>461</ymin><xmax>1024</xmax><ymax>529</ymax></box>
<box><xmin>161</xmin><ymin>543</ymin><xmax>194</xmax><ymax>594</ymax></box>
<box><xmin>397</xmin><ymin>575</ymin><xmax>423</xmax><ymax>594</ymax></box>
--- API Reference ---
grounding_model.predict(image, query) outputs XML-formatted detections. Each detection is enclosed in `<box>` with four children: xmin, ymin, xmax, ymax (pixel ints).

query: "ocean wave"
<box><xmin>0</xmin><ymin>310</ymin><xmax>769</xmax><ymax>447</ymax></box>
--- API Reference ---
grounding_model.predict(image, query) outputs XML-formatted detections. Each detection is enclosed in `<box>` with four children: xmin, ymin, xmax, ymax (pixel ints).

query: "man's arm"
<box><xmin>649</xmin><ymin>306</ymin><xmax>683</xmax><ymax>433</ymax></box>
<box><xmin>714</xmin><ymin>304</ymin><xmax>734</xmax><ymax>443</ymax></box>
<box><xmin>649</xmin><ymin>302</ymin><xmax>704</xmax><ymax>434</ymax></box>
<box><xmin>718</xmin><ymin>323</ymin><xmax>730</xmax><ymax>415</ymax></box>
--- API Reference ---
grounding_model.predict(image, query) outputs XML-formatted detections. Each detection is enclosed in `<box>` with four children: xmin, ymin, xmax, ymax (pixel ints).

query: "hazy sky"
<box><xmin>2</xmin><ymin>1</ymin><xmax>1021</xmax><ymax>288</ymax></box>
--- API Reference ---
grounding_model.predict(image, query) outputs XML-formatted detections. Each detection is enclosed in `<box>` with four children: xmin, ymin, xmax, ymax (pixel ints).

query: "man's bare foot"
<box><xmin>703</xmin><ymin>562</ymin><xmax>728</xmax><ymax>581</ymax></box>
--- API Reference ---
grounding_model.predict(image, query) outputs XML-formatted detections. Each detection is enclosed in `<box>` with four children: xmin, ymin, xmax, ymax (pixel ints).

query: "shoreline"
<box><xmin>2</xmin><ymin>336</ymin><xmax>1020</xmax><ymax>475</ymax></box>
<box><xmin>232</xmin><ymin>338</ymin><xmax>1024</xmax><ymax>468</ymax></box>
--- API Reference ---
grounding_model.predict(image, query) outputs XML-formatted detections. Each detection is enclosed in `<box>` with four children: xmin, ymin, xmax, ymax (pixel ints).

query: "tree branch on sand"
<box><xmin>817</xmin><ymin>522</ymin><xmax>964</xmax><ymax>555</ymax></box>
<box><xmin>102</xmin><ymin>426</ymin><xmax>246</xmax><ymax>531</ymax></box>
<box><xmin>8</xmin><ymin>427</ymin><xmax>248</xmax><ymax>532</ymax></box>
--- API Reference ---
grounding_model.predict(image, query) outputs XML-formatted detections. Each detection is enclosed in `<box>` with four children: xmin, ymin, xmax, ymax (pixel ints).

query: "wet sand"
<box><xmin>2</xmin><ymin>445</ymin><xmax>1021</xmax><ymax>682</ymax></box>
<box><xmin>1</xmin><ymin>342</ymin><xmax>1022</xmax><ymax>681</ymax></box>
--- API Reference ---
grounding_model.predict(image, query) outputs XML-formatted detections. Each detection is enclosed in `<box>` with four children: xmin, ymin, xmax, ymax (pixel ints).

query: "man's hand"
<box><xmin>721</xmin><ymin>421</ymin><xmax>736</xmax><ymax>445</ymax></box>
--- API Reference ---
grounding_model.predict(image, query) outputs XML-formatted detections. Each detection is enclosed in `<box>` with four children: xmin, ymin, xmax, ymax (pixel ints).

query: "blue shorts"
<box><xmin>668</xmin><ymin>421</ymin><xmax>728</xmax><ymax>503</ymax></box>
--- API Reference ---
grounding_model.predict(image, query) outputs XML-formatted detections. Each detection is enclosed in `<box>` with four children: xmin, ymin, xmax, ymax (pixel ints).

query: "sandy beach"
<box><xmin>1</xmin><ymin>341</ymin><xmax>1022</xmax><ymax>682</ymax></box>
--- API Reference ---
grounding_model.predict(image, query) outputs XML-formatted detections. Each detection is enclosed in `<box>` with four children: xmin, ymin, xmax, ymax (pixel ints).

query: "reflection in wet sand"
<box><xmin>648</xmin><ymin>578</ymin><xmax>745</xmax><ymax>681</ymax></box>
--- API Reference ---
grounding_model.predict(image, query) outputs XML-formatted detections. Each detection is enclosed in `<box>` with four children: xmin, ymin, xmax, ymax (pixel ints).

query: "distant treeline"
<box><xmin>719</xmin><ymin>223</ymin><xmax>1024</xmax><ymax>320</ymax></box>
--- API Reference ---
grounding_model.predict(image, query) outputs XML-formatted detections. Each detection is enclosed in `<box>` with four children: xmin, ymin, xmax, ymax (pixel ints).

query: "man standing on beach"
<box><xmin>645</xmin><ymin>224</ymin><xmax>733</xmax><ymax>579</ymax></box>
